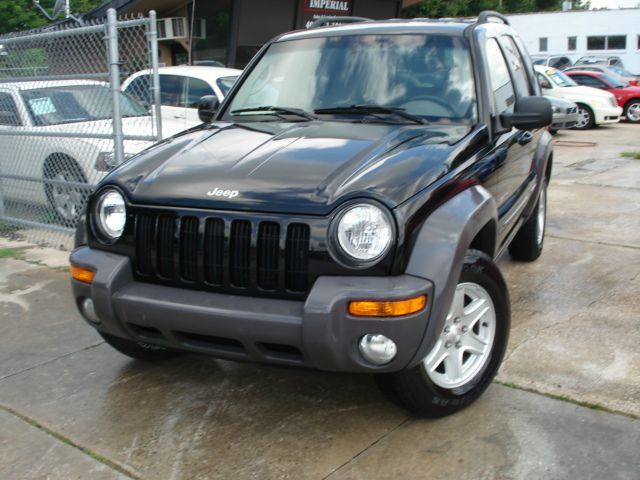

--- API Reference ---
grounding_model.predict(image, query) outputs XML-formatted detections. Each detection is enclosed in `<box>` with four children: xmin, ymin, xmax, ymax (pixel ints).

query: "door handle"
<box><xmin>173</xmin><ymin>114</ymin><xmax>185</xmax><ymax>119</ymax></box>
<box><xmin>518</xmin><ymin>131</ymin><xmax>534</xmax><ymax>146</ymax></box>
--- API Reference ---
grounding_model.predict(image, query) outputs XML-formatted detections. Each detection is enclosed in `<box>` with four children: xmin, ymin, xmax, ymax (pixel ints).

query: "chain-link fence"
<box><xmin>0</xmin><ymin>9</ymin><xmax>161</xmax><ymax>250</ymax></box>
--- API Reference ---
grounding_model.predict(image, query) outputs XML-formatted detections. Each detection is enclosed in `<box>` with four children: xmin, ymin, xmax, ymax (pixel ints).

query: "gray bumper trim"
<box><xmin>70</xmin><ymin>247</ymin><xmax>434</xmax><ymax>373</ymax></box>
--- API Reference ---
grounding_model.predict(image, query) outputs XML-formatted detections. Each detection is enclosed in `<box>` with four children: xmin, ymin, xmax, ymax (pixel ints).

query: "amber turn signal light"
<box><xmin>70</xmin><ymin>265</ymin><xmax>95</xmax><ymax>284</ymax></box>
<box><xmin>348</xmin><ymin>295</ymin><xmax>426</xmax><ymax>317</ymax></box>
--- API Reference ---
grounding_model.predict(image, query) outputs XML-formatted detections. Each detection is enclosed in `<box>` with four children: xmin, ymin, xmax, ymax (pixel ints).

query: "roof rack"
<box><xmin>306</xmin><ymin>16</ymin><xmax>371</xmax><ymax>29</ymax></box>
<box><xmin>477</xmin><ymin>11</ymin><xmax>510</xmax><ymax>25</ymax></box>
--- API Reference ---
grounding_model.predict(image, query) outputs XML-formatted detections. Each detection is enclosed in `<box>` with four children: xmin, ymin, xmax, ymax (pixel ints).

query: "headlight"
<box><xmin>333</xmin><ymin>203</ymin><xmax>394</xmax><ymax>265</ymax></box>
<box><xmin>551</xmin><ymin>105</ymin><xmax>560</xmax><ymax>114</ymax></box>
<box><xmin>94</xmin><ymin>189</ymin><xmax>126</xmax><ymax>241</ymax></box>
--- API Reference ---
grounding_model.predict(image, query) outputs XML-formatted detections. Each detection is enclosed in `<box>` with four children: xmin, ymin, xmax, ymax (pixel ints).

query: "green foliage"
<box><xmin>0</xmin><ymin>0</ymin><xmax>103</xmax><ymax>35</ymax></box>
<box><xmin>402</xmin><ymin>0</ymin><xmax>591</xmax><ymax>18</ymax></box>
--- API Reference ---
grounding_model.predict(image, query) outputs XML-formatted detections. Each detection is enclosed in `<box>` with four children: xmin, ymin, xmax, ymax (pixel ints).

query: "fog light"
<box><xmin>358</xmin><ymin>334</ymin><xmax>397</xmax><ymax>365</ymax></box>
<box><xmin>82</xmin><ymin>298</ymin><xmax>100</xmax><ymax>324</ymax></box>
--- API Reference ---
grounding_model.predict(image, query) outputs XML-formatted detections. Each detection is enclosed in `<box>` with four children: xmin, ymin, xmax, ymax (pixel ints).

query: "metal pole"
<box><xmin>149</xmin><ymin>10</ymin><xmax>163</xmax><ymax>141</ymax></box>
<box><xmin>65</xmin><ymin>0</ymin><xmax>71</xmax><ymax>19</ymax></box>
<box><xmin>106</xmin><ymin>8</ymin><xmax>125</xmax><ymax>166</ymax></box>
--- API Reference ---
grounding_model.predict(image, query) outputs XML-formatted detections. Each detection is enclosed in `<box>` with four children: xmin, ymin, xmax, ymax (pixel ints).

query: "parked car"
<box><xmin>547</xmin><ymin>96</ymin><xmax>579</xmax><ymax>133</ymax></box>
<box><xmin>565</xmin><ymin>70</ymin><xmax>640</xmax><ymax>123</ymax></box>
<box><xmin>576</xmin><ymin>55</ymin><xmax>625</xmax><ymax>69</ymax></box>
<box><xmin>532</xmin><ymin>55</ymin><xmax>572</xmax><ymax>70</ymax></box>
<box><xmin>534</xmin><ymin>65</ymin><xmax>622</xmax><ymax>129</ymax></box>
<box><xmin>0</xmin><ymin>80</ymin><xmax>182</xmax><ymax>226</ymax></box>
<box><xmin>564</xmin><ymin>64</ymin><xmax>638</xmax><ymax>87</ymax></box>
<box><xmin>71</xmin><ymin>11</ymin><xmax>554</xmax><ymax>417</ymax></box>
<box><xmin>122</xmin><ymin>66</ymin><xmax>241</xmax><ymax>133</ymax></box>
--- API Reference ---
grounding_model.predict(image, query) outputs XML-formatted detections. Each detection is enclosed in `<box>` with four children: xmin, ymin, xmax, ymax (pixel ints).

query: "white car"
<box><xmin>0</xmin><ymin>80</ymin><xmax>178</xmax><ymax>225</ymax></box>
<box><xmin>534</xmin><ymin>65</ymin><xmax>622</xmax><ymax>130</ymax></box>
<box><xmin>121</xmin><ymin>66</ymin><xmax>241</xmax><ymax>133</ymax></box>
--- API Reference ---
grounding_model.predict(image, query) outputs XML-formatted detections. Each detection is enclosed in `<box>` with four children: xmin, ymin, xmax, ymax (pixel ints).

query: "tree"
<box><xmin>400</xmin><ymin>0</ymin><xmax>583</xmax><ymax>18</ymax></box>
<box><xmin>0</xmin><ymin>0</ymin><xmax>102</xmax><ymax>35</ymax></box>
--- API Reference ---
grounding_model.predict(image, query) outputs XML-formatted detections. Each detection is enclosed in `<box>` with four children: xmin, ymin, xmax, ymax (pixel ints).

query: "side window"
<box><xmin>536</xmin><ymin>73</ymin><xmax>551</xmax><ymax>89</ymax></box>
<box><xmin>124</xmin><ymin>75</ymin><xmax>151</xmax><ymax>105</ymax></box>
<box><xmin>0</xmin><ymin>92</ymin><xmax>21</xmax><ymax>126</ymax></box>
<box><xmin>486</xmin><ymin>38</ymin><xmax>515</xmax><ymax>115</ymax></box>
<box><xmin>501</xmin><ymin>36</ymin><xmax>532</xmax><ymax>97</ymax></box>
<box><xmin>571</xmin><ymin>75</ymin><xmax>605</xmax><ymax>88</ymax></box>
<box><xmin>159</xmin><ymin>75</ymin><xmax>185</xmax><ymax>107</ymax></box>
<box><xmin>184</xmin><ymin>77</ymin><xmax>215</xmax><ymax>108</ymax></box>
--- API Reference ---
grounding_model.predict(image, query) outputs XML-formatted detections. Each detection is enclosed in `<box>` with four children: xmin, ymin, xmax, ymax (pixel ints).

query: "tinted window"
<box><xmin>486</xmin><ymin>38</ymin><xmax>515</xmax><ymax>114</ymax></box>
<box><xmin>539</xmin><ymin>37</ymin><xmax>548</xmax><ymax>52</ymax></box>
<box><xmin>124</xmin><ymin>75</ymin><xmax>151</xmax><ymax>105</ymax></box>
<box><xmin>569</xmin><ymin>74</ymin><xmax>606</xmax><ymax>88</ymax></box>
<box><xmin>216</xmin><ymin>76</ymin><xmax>239</xmax><ymax>96</ymax></box>
<box><xmin>501</xmin><ymin>36</ymin><xmax>532</xmax><ymax>97</ymax></box>
<box><xmin>227</xmin><ymin>34</ymin><xmax>477</xmax><ymax>123</ymax></box>
<box><xmin>159</xmin><ymin>75</ymin><xmax>185</xmax><ymax>106</ymax></box>
<box><xmin>0</xmin><ymin>92</ymin><xmax>21</xmax><ymax>126</ymax></box>
<box><xmin>588</xmin><ymin>36</ymin><xmax>606</xmax><ymax>50</ymax></box>
<box><xmin>185</xmin><ymin>77</ymin><xmax>214</xmax><ymax>108</ymax></box>
<box><xmin>568</xmin><ymin>36</ymin><xmax>577</xmax><ymax>51</ymax></box>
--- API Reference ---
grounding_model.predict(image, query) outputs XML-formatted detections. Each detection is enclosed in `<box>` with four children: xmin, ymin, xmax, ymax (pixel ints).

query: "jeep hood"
<box><xmin>106</xmin><ymin>121</ymin><xmax>474</xmax><ymax>215</ymax></box>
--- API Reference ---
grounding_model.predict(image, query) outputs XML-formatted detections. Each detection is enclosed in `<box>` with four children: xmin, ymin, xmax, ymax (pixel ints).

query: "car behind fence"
<box><xmin>0</xmin><ymin>9</ymin><xmax>161</xmax><ymax>249</ymax></box>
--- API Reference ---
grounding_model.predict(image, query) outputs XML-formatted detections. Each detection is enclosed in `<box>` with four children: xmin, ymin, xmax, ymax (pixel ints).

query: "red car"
<box><xmin>565</xmin><ymin>70</ymin><xmax>640</xmax><ymax>123</ymax></box>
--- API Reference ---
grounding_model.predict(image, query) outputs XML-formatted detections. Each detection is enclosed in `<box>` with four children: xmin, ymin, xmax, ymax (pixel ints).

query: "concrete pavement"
<box><xmin>1</xmin><ymin>123</ymin><xmax>639</xmax><ymax>479</ymax></box>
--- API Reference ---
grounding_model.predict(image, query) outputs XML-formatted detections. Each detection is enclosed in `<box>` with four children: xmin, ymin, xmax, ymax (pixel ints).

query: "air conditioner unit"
<box><xmin>157</xmin><ymin>17</ymin><xmax>206</xmax><ymax>41</ymax></box>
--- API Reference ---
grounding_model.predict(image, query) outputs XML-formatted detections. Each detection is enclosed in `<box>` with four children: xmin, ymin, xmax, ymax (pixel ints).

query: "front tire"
<box><xmin>375</xmin><ymin>250</ymin><xmax>510</xmax><ymax>417</ymax></box>
<box><xmin>508</xmin><ymin>178</ymin><xmax>547</xmax><ymax>262</ymax></box>
<box><xmin>573</xmin><ymin>104</ymin><xmax>594</xmax><ymax>130</ymax></box>
<box><xmin>99</xmin><ymin>331</ymin><xmax>180</xmax><ymax>361</ymax></box>
<box><xmin>624</xmin><ymin>99</ymin><xmax>640</xmax><ymax>123</ymax></box>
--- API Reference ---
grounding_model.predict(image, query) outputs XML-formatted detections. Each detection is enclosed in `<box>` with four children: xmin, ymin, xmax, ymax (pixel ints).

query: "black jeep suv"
<box><xmin>71</xmin><ymin>12</ymin><xmax>552</xmax><ymax>417</ymax></box>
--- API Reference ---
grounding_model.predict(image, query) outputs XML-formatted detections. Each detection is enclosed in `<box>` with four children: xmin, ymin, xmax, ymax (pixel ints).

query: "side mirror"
<box><xmin>501</xmin><ymin>96</ymin><xmax>552</xmax><ymax>130</ymax></box>
<box><xmin>539</xmin><ymin>78</ymin><xmax>552</xmax><ymax>89</ymax></box>
<box><xmin>198</xmin><ymin>95</ymin><xmax>219</xmax><ymax>123</ymax></box>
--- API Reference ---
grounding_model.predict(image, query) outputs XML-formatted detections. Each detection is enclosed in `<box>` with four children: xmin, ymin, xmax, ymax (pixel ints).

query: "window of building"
<box><xmin>486</xmin><ymin>38</ymin><xmax>515</xmax><ymax>115</ymax></box>
<box><xmin>638</xmin><ymin>35</ymin><xmax>640</xmax><ymax>50</ymax></box>
<box><xmin>568</xmin><ymin>36</ymin><xmax>577</xmax><ymax>51</ymax></box>
<box><xmin>587</xmin><ymin>35</ymin><xmax>627</xmax><ymax>50</ymax></box>
<box><xmin>539</xmin><ymin>37</ymin><xmax>548</xmax><ymax>52</ymax></box>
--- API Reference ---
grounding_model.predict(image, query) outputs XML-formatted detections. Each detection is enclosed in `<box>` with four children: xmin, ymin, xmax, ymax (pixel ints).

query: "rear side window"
<box><xmin>570</xmin><ymin>74</ymin><xmax>606</xmax><ymax>88</ymax></box>
<box><xmin>486</xmin><ymin>38</ymin><xmax>515</xmax><ymax>115</ymax></box>
<box><xmin>501</xmin><ymin>36</ymin><xmax>532</xmax><ymax>97</ymax></box>
<box><xmin>0</xmin><ymin>92</ymin><xmax>21</xmax><ymax>126</ymax></box>
<box><xmin>124</xmin><ymin>75</ymin><xmax>151</xmax><ymax>105</ymax></box>
<box><xmin>185</xmin><ymin>77</ymin><xmax>215</xmax><ymax>108</ymax></box>
<box><xmin>159</xmin><ymin>74</ymin><xmax>185</xmax><ymax>107</ymax></box>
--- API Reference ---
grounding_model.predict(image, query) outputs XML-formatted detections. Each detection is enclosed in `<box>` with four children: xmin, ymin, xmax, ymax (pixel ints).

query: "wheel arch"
<box><xmin>43</xmin><ymin>152</ymin><xmax>86</xmax><ymax>180</ymax></box>
<box><xmin>403</xmin><ymin>185</ymin><xmax>502</xmax><ymax>369</ymax></box>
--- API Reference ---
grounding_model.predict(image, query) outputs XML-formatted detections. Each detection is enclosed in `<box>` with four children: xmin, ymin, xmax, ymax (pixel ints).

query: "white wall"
<box><xmin>505</xmin><ymin>8</ymin><xmax>640</xmax><ymax>74</ymax></box>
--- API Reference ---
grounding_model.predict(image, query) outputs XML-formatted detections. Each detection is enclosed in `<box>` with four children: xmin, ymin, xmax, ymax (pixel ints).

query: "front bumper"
<box><xmin>70</xmin><ymin>247</ymin><xmax>434</xmax><ymax>373</ymax></box>
<box><xmin>594</xmin><ymin>105</ymin><xmax>623</xmax><ymax>125</ymax></box>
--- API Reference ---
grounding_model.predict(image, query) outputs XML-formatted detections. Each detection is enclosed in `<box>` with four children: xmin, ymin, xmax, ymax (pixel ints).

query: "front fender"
<box><xmin>404</xmin><ymin>185</ymin><xmax>498</xmax><ymax>369</ymax></box>
<box><xmin>521</xmin><ymin>129</ymin><xmax>553</xmax><ymax>220</ymax></box>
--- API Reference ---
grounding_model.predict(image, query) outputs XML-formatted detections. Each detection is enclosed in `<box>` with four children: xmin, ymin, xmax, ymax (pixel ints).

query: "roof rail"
<box><xmin>306</xmin><ymin>16</ymin><xmax>371</xmax><ymax>29</ymax></box>
<box><xmin>477</xmin><ymin>10</ymin><xmax>510</xmax><ymax>25</ymax></box>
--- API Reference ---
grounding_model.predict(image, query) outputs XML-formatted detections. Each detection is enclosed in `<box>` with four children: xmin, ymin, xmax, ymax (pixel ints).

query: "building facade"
<box><xmin>87</xmin><ymin>0</ymin><xmax>406</xmax><ymax>68</ymax></box>
<box><xmin>506</xmin><ymin>8</ymin><xmax>640</xmax><ymax>74</ymax></box>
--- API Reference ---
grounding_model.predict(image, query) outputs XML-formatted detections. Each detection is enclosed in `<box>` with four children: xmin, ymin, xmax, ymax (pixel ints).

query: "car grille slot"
<box><xmin>203</xmin><ymin>218</ymin><xmax>224</xmax><ymax>285</ymax></box>
<box><xmin>285</xmin><ymin>223</ymin><xmax>310</xmax><ymax>292</ymax></box>
<box><xmin>179</xmin><ymin>216</ymin><xmax>199</xmax><ymax>281</ymax></box>
<box><xmin>229</xmin><ymin>220</ymin><xmax>251</xmax><ymax>288</ymax></box>
<box><xmin>135</xmin><ymin>214</ymin><xmax>155</xmax><ymax>275</ymax></box>
<box><xmin>257</xmin><ymin>222</ymin><xmax>280</xmax><ymax>290</ymax></box>
<box><xmin>134</xmin><ymin>211</ymin><xmax>311</xmax><ymax>297</ymax></box>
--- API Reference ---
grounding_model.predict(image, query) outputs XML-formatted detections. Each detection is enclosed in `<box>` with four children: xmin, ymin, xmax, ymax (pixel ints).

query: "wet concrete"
<box><xmin>1</xmin><ymin>123</ymin><xmax>639</xmax><ymax>478</ymax></box>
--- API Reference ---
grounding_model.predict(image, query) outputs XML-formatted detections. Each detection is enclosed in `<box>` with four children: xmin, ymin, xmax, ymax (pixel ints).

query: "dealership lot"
<box><xmin>1</xmin><ymin>123</ymin><xmax>639</xmax><ymax>479</ymax></box>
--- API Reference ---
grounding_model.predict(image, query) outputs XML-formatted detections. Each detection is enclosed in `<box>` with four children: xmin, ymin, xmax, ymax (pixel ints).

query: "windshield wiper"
<box><xmin>314</xmin><ymin>104</ymin><xmax>426</xmax><ymax>125</ymax></box>
<box><xmin>230</xmin><ymin>106</ymin><xmax>317</xmax><ymax>121</ymax></box>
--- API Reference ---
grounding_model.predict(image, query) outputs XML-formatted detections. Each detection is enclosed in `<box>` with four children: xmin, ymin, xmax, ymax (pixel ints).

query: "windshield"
<box><xmin>225</xmin><ymin>34</ymin><xmax>477</xmax><ymax>123</ymax></box>
<box><xmin>599</xmin><ymin>74</ymin><xmax>625</xmax><ymax>88</ymax></box>
<box><xmin>546</xmin><ymin>69</ymin><xmax>578</xmax><ymax>87</ymax></box>
<box><xmin>21</xmin><ymin>84</ymin><xmax>148</xmax><ymax>126</ymax></box>
<box><xmin>216</xmin><ymin>76</ymin><xmax>239</xmax><ymax>96</ymax></box>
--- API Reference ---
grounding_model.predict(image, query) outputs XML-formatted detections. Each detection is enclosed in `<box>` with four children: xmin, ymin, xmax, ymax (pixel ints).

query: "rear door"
<box><xmin>159</xmin><ymin>74</ymin><xmax>188</xmax><ymax>130</ymax></box>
